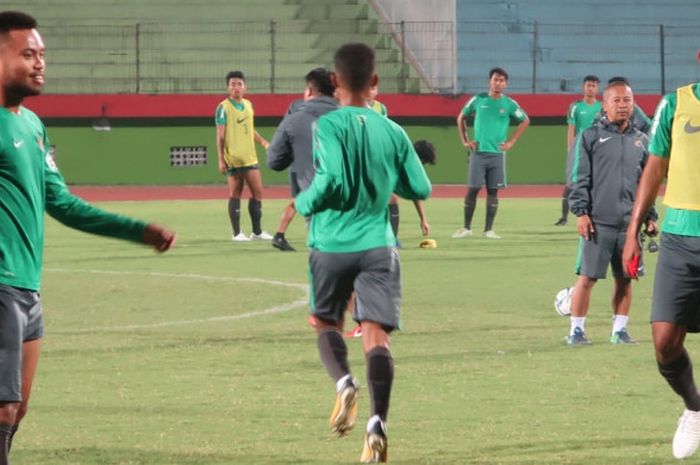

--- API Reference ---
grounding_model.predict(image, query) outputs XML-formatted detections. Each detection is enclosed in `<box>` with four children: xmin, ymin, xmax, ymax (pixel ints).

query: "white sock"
<box><xmin>612</xmin><ymin>315</ymin><xmax>629</xmax><ymax>335</ymax></box>
<box><xmin>366</xmin><ymin>414</ymin><xmax>385</xmax><ymax>433</ymax></box>
<box><xmin>570</xmin><ymin>317</ymin><xmax>586</xmax><ymax>336</ymax></box>
<box><xmin>336</xmin><ymin>374</ymin><xmax>352</xmax><ymax>392</ymax></box>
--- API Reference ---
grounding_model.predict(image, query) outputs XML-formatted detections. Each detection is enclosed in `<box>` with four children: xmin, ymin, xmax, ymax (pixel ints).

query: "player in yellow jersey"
<box><xmin>215</xmin><ymin>71</ymin><xmax>272</xmax><ymax>241</ymax></box>
<box><xmin>623</xmin><ymin>50</ymin><xmax>700</xmax><ymax>460</ymax></box>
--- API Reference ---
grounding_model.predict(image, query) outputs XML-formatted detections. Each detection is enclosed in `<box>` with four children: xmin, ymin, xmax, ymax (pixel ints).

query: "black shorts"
<box><xmin>651</xmin><ymin>233</ymin><xmax>700</xmax><ymax>332</ymax></box>
<box><xmin>575</xmin><ymin>225</ymin><xmax>640</xmax><ymax>279</ymax></box>
<box><xmin>308</xmin><ymin>247</ymin><xmax>401</xmax><ymax>330</ymax></box>
<box><xmin>468</xmin><ymin>152</ymin><xmax>506</xmax><ymax>189</ymax></box>
<box><xmin>226</xmin><ymin>164</ymin><xmax>259</xmax><ymax>176</ymax></box>
<box><xmin>0</xmin><ymin>284</ymin><xmax>44</xmax><ymax>402</ymax></box>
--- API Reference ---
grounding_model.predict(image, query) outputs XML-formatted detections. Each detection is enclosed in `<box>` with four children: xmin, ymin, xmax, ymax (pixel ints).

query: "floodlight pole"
<box><xmin>531</xmin><ymin>21</ymin><xmax>538</xmax><ymax>93</ymax></box>
<box><xmin>270</xmin><ymin>20</ymin><xmax>277</xmax><ymax>94</ymax></box>
<box><xmin>135</xmin><ymin>23</ymin><xmax>141</xmax><ymax>93</ymax></box>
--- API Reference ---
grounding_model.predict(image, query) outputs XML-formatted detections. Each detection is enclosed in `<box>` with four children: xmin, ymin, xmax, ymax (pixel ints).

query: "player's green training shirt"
<box><xmin>461</xmin><ymin>92</ymin><xmax>527</xmax><ymax>154</ymax></box>
<box><xmin>648</xmin><ymin>83</ymin><xmax>700</xmax><ymax>237</ymax></box>
<box><xmin>295</xmin><ymin>106</ymin><xmax>431</xmax><ymax>253</ymax></box>
<box><xmin>567</xmin><ymin>99</ymin><xmax>602</xmax><ymax>134</ymax></box>
<box><xmin>0</xmin><ymin>106</ymin><xmax>147</xmax><ymax>291</ymax></box>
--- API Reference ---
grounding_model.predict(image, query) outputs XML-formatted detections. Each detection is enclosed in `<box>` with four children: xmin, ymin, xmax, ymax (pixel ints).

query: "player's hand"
<box><xmin>464</xmin><ymin>140</ymin><xmax>477</xmax><ymax>151</ymax></box>
<box><xmin>644</xmin><ymin>219</ymin><xmax>658</xmax><ymax>237</ymax></box>
<box><xmin>262</xmin><ymin>140</ymin><xmax>270</xmax><ymax>150</ymax></box>
<box><xmin>576</xmin><ymin>214</ymin><xmax>595</xmax><ymax>240</ymax></box>
<box><xmin>499</xmin><ymin>140</ymin><xmax>515</xmax><ymax>151</ymax></box>
<box><xmin>218</xmin><ymin>160</ymin><xmax>227</xmax><ymax>175</ymax></box>
<box><xmin>622</xmin><ymin>231</ymin><xmax>643</xmax><ymax>280</ymax></box>
<box><xmin>420</xmin><ymin>219</ymin><xmax>430</xmax><ymax>236</ymax></box>
<box><xmin>143</xmin><ymin>224</ymin><xmax>176</xmax><ymax>253</ymax></box>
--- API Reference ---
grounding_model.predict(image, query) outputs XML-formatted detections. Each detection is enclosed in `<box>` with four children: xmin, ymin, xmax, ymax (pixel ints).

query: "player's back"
<box><xmin>303</xmin><ymin>105</ymin><xmax>430</xmax><ymax>252</ymax></box>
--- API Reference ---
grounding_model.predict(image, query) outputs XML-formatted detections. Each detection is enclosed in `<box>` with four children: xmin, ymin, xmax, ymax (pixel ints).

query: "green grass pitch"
<box><xmin>13</xmin><ymin>197</ymin><xmax>687</xmax><ymax>464</ymax></box>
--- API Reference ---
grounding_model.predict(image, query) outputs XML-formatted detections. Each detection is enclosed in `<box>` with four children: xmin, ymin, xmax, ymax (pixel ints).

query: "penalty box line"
<box><xmin>44</xmin><ymin>267</ymin><xmax>309</xmax><ymax>332</ymax></box>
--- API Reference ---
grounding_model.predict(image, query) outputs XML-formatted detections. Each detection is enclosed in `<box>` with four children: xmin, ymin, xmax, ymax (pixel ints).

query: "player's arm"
<box><xmin>395</xmin><ymin>131</ymin><xmax>432</xmax><ymax>201</ymax></box>
<box><xmin>43</xmin><ymin>150</ymin><xmax>175</xmax><ymax>252</ymax></box>
<box><xmin>294</xmin><ymin>119</ymin><xmax>341</xmax><ymax>216</ymax></box>
<box><xmin>500</xmin><ymin>103</ymin><xmax>529</xmax><ymax>151</ymax></box>
<box><xmin>254</xmin><ymin>130</ymin><xmax>270</xmax><ymax>150</ymax></box>
<box><xmin>568</xmin><ymin>132</ymin><xmax>595</xmax><ymax>240</ymax></box>
<box><xmin>266</xmin><ymin>116</ymin><xmax>294</xmax><ymax>171</ymax></box>
<box><xmin>214</xmin><ymin>104</ymin><xmax>228</xmax><ymax>174</ymax></box>
<box><xmin>457</xmin><ymin>97</ymin><xmax>476</xmax><ymax>150</ymax></box>
<box><xmin>623</xmin><ymin>93</ymin><xmax>674</xmax><ymax>276</ymax></box>
<box><xmin>567</xmin><ymin>125</ymin><xmax>576</xmax><ymax>149</ymax></box>
<box><xmin>566</xmin><ymin>102</ymin><xmax>577</xmax><ymax>149</ymax></box>
<box><xmin>412</xmin><ymin>199</ymin><xmax>430</xmax><ymax>236</ymax></box>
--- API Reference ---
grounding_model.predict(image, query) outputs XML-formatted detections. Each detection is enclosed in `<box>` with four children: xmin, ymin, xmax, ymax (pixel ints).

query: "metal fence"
<box><xmin>38</xmin><ymin>19</ymin><xmax>699</xmax><ymax>95</ymax></box>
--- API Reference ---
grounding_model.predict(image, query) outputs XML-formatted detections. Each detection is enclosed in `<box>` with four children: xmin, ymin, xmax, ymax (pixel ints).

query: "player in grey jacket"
<box><xmin>565</xmin><ymin>81</ymin><xmax>658</xmax><ymax>346</ymax></box>
<box><xmin>266</xmin><ymin>68</ymin><xmax>338</xmax><ymax>251</ymax></box>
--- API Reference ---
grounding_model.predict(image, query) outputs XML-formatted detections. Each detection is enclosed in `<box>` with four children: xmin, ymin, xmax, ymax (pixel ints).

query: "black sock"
<box><xmin>6</xmin><ymin>425</ymin><xmax>17</xmax><ymax>454</ymax></box>
<box><xmin>0</xmin><ymin>423</ymin><xmax>12</xmax><ymax>465</ymax></box>
<box><xmin>366</xmin><ymin>347</ymin><xmax>394</xmax><ymax>422</ymax></box>
<box><xmin>317</xmin><ymin>328</ymin><xmax>350</xmax><ymax>383</ymax></box>
<box><xmin>388</xmin><ymin>203</ymin><xmax>399</xmax><ymax>237</ymax></box>
<box><xmin>561</xmin><ymin>186</ymin><xmax>571</xmax><ymax>220</ymax></box>
<box><xmin>463</xmin><ymin>188</ymin><xmax>479</xmax><ymax>229</ymax></box>
<box><xmin>228</xmin><ymin>198</ymin><xmax>241</xmax><ymax>236</ymax></box>
<box><xmin>248</xmin><ymin>199</ymin><xmax>262</xmax><ymax>235</ymax></box>
<box><xmin>274</xmin><ymin>232</ymin><xmax>284</xmax><ymax>240</ymax></box>
<box><xmin>658</xmin><ymin>350</ymin><xmax>700</xmax><ymax>411</ymax></box>
<box><xmin>485</xmin><ymin>189</ymin><xmax>499</xmax><ymax>231</ymax></box>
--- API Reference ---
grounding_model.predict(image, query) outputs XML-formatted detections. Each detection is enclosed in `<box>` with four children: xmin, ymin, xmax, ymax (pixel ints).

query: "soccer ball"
<box><xmin>554</xmin><ymin>287</ymin><xmax>573</xmax><ymax>316</ymax></box>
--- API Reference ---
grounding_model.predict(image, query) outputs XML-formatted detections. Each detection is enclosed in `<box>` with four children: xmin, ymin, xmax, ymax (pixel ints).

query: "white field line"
<box><xmin>44</xmin><ymin>268</ymin><xmax>309</xmax><ymax>332</ymax></box>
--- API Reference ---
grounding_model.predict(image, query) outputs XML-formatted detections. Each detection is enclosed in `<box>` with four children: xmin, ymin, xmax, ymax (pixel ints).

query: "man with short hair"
<box><xmin>266</xmin><ymin>67</ymin><xmax>338</xmax><ymax>252</ymax></box>
<box><xmin>295</xmin><ymin>43</ymin><xmax>431</xmax><ymax>462</ymax></box>
<box><xmin>606</xmin><ymin>76</ymin><xmax>652</xmax><ymax>135</ymax></box>
<box><xmin>622</xmin><ymin>51</ymin><xmax>700</xmax><ymax>460</ymax></box>
<box><xmin>0</xmin><ymin>11</ymin><xmax>175</xmax><ymax>464</ymax></box>
<box><xmin>215</xmin><ymin>71</ymin><xmax>272</xmax><ymax>242</ymax></box>
<box><xmin>554</xmin><ymin>75</ymin><xmax>601</xmax><ymax>226</ymax></box>
<box><xmin>453</xmin><ymin>67</ymin><xmax>529</xmax><ymax>239</ymax></box>
<box><xmin>566</xmin><ymin>80</ymin><xmax>656</xmax><ymax>345</ymax></box>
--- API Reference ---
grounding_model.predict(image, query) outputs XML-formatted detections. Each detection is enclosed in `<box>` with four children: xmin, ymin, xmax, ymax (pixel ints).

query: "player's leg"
<box><xmin>354</xmin><ymin>247</ymin><xmax>400</xmax><ymax>462</ymax></box>
<box><xmin>483</xmin><ymin>154</ymin><xmax>504</xmax><ymax>238</ymax></box>
<box><xmin>10</xmin><ymin>338</ymin><xmax>41</xmax><ymax>452</ymax></box>
<box><xmin>650</xmin><ymin>233</ymin><xmax>700</xmax><ymax>459</ymax></box>
<box><xmin>555</xmin><ymin>186</ymin><xmax>572</xmax><ymax>226</ymax></box>
<box><xmin>609</xmin><ymin>231</ymin><xmax>635</xmax><ymax>343</ymax></box>
<box><xmin>227</xmin><ymin>171</ymin><xmax>247</xmax><ymax>240</ymax></box>
<box><xmin>273</xmin><ymin>174</ymin><xmax>301</xmax><ymax>251</ymax></box>
<box><xmin>309</xmin><ymin>249</ymin><xmax>359</xmax><ymax>437</ymax></box>
<box><xmin>388</xmin><ymin>194</ymin><xmax>399</xmax><ymax>239</ymax></box>
<box><xmin>272</xmin><ymin>201</ymin><xmax>297</xmax><ymax>251</ymax></box>
<box><xmin>568</xmin><ymin>274</ymin><xmax>596</xmax><ymax>345</ymax></box>
<box><xmin>453</xmin><ymin>153</ymin><xmax>484</xmax><ymax>238</ymax></box>
<box><xmin>243</xmin><ymin>168</ymin><xmax>271</xmax><ymax>239</ymax></box>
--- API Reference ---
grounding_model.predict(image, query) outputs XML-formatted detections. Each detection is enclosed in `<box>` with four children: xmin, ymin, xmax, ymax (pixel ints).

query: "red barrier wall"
<box><xmin>24</xmin><ymin>93</ymin><xmax>664</xmax><ymax>119</ymax></box>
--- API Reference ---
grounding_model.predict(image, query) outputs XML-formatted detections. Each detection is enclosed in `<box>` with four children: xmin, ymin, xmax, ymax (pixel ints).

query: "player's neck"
<box><xmin>339</xmin><ymin>92</ymin><xmax>368</xmax><ymax>108</ymax></box>
<box><xmin>583</xmin><ymin>96</ymin><xmax>597</xmax><ymax>104</ymax></box>
<box><xmin>1</xmin><ymin>91</ymin><xmax>24</xmax><ymax>113</ymax></box>
<box><xmin>488</xmin><ymin>90</ymin><xmax>503</xmax><ymax>99</ymax></box>
<box><xmin>229</xmin><ymin>95</ymin><xmax>243</xmax><ymax>103</ymax></box>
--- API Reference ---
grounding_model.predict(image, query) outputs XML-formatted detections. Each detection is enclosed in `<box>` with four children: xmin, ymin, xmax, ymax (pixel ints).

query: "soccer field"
<box><xmin>15</xmin><ymin>197</ymin><xmax>685</xmax><ymax>465</ymax></box>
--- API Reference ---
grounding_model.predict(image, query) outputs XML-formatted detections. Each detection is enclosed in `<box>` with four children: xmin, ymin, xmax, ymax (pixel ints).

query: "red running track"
<box><xmin>69</xmin><ymin>184</ymin><xmax>566</xmax><ymax>202</ymax></box>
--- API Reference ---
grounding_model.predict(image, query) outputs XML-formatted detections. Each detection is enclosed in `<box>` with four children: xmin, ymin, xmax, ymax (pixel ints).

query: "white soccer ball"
<box><xmin>554</xmin><ymin>287</ymin><xmax>573</xmax><ymax>316</ymax></box>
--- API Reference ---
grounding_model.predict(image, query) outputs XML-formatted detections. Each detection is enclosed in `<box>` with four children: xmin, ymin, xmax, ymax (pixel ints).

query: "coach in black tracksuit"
<box><xmin>266</xmin><ymin>68</ymin><xmax>338</xmax><ymax>252</ymax></box>
<box><xmin>564</xmin><ymin>81</ymin><xmax>658</xmax><ymax>346</ymax></box>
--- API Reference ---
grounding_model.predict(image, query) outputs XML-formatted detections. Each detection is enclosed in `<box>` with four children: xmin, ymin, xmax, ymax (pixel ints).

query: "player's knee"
<box><xmin>15</xmin><ymin>402</ymin><xmax>29</xmax><ymax>423</ymax></box>
<box><xmin>654</xmin><ymin>336</ymin><xmax>684</xmax><ymax>364</ymax></box>
<box><xmin>0</xmin><ymin>402</ymin><xmax>20</xmax><ymax>425</ymax></box>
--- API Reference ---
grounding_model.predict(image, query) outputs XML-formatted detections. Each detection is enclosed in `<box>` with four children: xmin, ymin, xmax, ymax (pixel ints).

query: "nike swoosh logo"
<box><xmin>13</xmin><ymin>140</ymin><xmax>23</xmax><ymax>148</ymax></box>
<box><xmin>599</xmin><ymin>137</ymin><xmax>612</xmax><ymax>143</ymax></box>
<box><xmin>236</xmin><ymin>117</ymin><xmax>248</xmax><ymax>123</ymax></box>
<box><xmin>684</xmin><ymin>121</ymin><xmax>700</xmax><ymax>134</ymax></box>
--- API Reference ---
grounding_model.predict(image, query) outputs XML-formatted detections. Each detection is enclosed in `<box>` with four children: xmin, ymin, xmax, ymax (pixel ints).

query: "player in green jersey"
<box><xmin>453</xmin><ymin>67</ymin><xmax>529</xmax><ymax>239</ymax></box>
<box><xmin>554</xmin><ymin>75</ymin><xmax>601</xmax><ymax>226</ymax></box>
<box><xmin>623</xmin><ymin>50</ymin><xmax>700</xmax><ymax>460</ymax></box>
<box><xmin>0</xmin><ymin>12</ymin><xmax>175</xmax><ymax>463</ymax></box>
<box><xmin>295</xmin><ymin>43</ymin><xmax>431</xmax><ymax>462</ymax></box>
